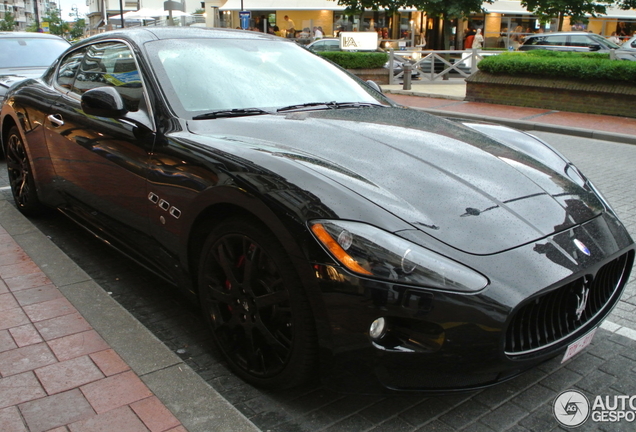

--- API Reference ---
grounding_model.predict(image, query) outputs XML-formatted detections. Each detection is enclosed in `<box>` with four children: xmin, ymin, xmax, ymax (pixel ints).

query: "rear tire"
<box><xmin>5</xmin><ymin>126</ymin><xmax>47</xmax><ymax>216</ymax></box>
<box><xmin>198</xmin><ymin>217</ymin><xmax>317</xmax><ymax>389</ymax></box>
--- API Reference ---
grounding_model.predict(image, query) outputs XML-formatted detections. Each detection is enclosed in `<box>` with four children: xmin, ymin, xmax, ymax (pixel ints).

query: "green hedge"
<box><xmin>478</xmin><ymin>51</ymin><xmax>636</xmax><ymax>82</ymax></box>
<box><xmin>316</xmin><ymin>51</ymin><xmax>388</xmax><ymax>69</ymax></box>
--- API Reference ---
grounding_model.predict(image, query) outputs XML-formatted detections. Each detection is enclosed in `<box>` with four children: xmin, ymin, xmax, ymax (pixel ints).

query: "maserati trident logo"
<box><xmin>575</xmin><ymin>284</ymin><xmax>590</xmax><ymax>321</ymax></box>
<box><xmin>574</xmin><ymin>239</ymin><xmax>591</xmax><ymax>256</ymax></box>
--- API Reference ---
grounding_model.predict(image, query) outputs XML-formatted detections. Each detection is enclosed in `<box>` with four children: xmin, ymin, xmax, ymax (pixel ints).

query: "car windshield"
<box><xmin>0</xmin><ymin>37</ymin><xmax>69</xmax><ymax>69</ymax></box>
<box><xmin>144</xmin><ymin>38</ymin><xmax>389</xmax><ymax>118</ymax></box>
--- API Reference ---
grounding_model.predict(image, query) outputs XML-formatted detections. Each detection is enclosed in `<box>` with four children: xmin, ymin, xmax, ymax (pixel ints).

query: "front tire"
<box><xmin>198</xmin><ymin>217</ymin><xmax>317</xmax><ymax>389</ymax></box>
<box><xmin>5</xmin><ymin>126</ymin><xmax>47</xmax><ymax>216</ymax></box>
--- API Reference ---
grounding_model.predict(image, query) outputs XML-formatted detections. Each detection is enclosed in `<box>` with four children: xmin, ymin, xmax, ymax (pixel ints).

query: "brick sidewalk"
<box><xmin>0</xmin><ymin>224</ymin><xmax>185</xmax><ymax>432</ymax></box>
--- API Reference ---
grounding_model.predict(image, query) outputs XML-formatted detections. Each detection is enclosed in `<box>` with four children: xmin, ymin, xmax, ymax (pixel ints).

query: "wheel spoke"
<box><xmin>215</xmin><ymin>238</ymin><xmax>241</xmax><ymax>288</ymax></box>
<box><xmin>254</xmin><ymin>317</ymin><xmax>290</xmax><ymax>352</ymax></box>
<box><xmin>205</xmin><ymin>283</ymin><xmax>235</xmax><ymax>305</ymax></box>
<box><xmin>254</xmin><ymin>288</ymin><xmax>289</xmax><ymax>309</ymax></box>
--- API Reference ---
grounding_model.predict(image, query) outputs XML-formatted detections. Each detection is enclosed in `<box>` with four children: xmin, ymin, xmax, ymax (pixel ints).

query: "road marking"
<box><xmin>601</xmin><ymin>320</ymin><xmax>636</xmax><ymax>341</ymax></box>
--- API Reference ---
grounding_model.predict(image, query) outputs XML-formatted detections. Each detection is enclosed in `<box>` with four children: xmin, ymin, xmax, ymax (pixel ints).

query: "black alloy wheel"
<box><xmin>198</xmin><ymin>218</ymin><xmax>317</xmax><ymax>389</ymax></box>
<box><xmin>5</xmin><ymin>126</ymin><xmax>46</xmax><ymax>216</ymax></box>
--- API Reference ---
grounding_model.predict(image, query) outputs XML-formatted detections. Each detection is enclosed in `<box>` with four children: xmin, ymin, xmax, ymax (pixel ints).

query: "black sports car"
<box><xmin>1</xmin><ymin>27</ymin><xmax>633</xmax><ymax>392</ymax></box>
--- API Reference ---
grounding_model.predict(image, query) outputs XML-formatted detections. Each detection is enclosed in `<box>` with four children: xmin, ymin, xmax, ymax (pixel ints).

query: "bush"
<box><xmin>477</xmin><ymin>51</ymin><xmax>636</xmax><ymax>82</ymax></box>
<box><xmin>316</xmin><ymin>51</ymin><xmax>388</xmax><ymax>69</ymax></box>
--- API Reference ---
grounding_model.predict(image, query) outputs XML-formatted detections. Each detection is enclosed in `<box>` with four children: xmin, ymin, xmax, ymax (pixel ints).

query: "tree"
<box><xmin>69</xmin><ymin>18</ymin><xmax>85</xmax><ymax>39</ymax></box>
<box><xmin>40</xmin><ymin>7</ymin><xmax>70</xmax><ymax>36</ymax></box>
<box><xmin>0</xmin><ymin>11</ymin><xmax>17</xmax><ymax>31</ymax></box>
<box><xmin>520</xmin><ymin>0</ymin><xmax>613</xmax><ymax>31</ymax></box>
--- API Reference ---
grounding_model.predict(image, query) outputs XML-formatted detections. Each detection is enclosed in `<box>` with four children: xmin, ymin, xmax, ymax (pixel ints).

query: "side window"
<box><xmin>56</xmin><ymin>47</ymin><xmax>87</xmax><ymax>90</ymax></box>
<box><xmin>73</xmin><ymin>42</ymin><xmax>144</xmax><ymax>112</ymax></box>
<box><xmin>543</xmin><ymin>35</ymin><xmax>567</xmax><ymax>46</ymax></box>
<box><xmin>568</xmin><ymin>36</ymin><xmax>592</xmax><ymax>48</ymax></box>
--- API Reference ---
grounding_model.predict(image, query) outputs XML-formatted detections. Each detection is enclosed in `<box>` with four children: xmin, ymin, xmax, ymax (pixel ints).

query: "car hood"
<box><xmin>0</xmin><ymin>67</ymin><xmax>46</xmax><ymax>94</ymax></box>
<box><xmin>186</xmin><ymin>107</ymin><xmax>605</xmax><ymax>255</ymax></box>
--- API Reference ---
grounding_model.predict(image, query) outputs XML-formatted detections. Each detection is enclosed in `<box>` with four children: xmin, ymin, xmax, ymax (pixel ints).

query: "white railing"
<box><xmin>389</xmin><ymin>49</ymin><xmax>501</xmax><ymax>83</ymax></box>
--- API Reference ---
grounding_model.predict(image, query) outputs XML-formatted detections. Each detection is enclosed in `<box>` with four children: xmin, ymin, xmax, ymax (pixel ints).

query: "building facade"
<box><xmin>1</xmin><ymin>0</ymin><xmax>58</xmax><ymax>31</ymax></box>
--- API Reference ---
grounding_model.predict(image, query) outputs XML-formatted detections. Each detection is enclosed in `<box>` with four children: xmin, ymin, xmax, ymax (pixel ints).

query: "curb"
<box><xmin>411</xmin><ymin>107</ymin><xmax>636</xmax><ymax>146</ymax></box>
<box><xmin>0</xmin><ymin>199</ymin><xmax>259</xmax><ymax>432</ymax></box>
<box><xmin>383</xmin><ymin>88</ymin><xmax>465</xmax><ymax>101</ymax></box>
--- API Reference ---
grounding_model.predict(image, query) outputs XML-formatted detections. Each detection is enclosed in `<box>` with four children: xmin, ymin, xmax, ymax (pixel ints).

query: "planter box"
<box><xmin>465</xmin><ymin>71</ymin><xmax>636</xmax><ymax>118</ymax></box>
<box><xmin>347</xmin><ymin>68</ymin><xmax>390</xmax><ymax>85</ymax></box>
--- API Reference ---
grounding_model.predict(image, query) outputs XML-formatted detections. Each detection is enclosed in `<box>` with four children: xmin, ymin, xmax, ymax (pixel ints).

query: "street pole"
<box><xmin>119</xmin><ymin>0</ymin><xmax>125</xmax><ymax>27</ymax></box>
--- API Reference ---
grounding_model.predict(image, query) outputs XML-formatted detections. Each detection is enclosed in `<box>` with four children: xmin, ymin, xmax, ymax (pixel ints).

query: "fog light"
<box><xmin>369</xmin><ymin>317</ymin><xmax>386</xmax><ymax>340</ymax></box>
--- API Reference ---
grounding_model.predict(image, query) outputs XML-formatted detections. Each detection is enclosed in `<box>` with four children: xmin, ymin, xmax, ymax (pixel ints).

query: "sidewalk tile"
<box><xmin>0</xmin><ymin>307</ymin><xmax>30</xmax><ymax>331</ymax></box>
<box><xmin>48</xmin><ymin>427</ymin><xmax>70</xmax><ymax>432</ymax></box>
<box><xmin>90</xmin><ymin>349</ymin><xmax>130</xmax><ymax>376</ymax></box>
<box><xmin>166</xmin><ymin>427</ymin><xmax>187</xmax><ymax>432</ymax></box>
<box><xmin>0</xmin><ymin>372</ymin><xmax>47</xmax><ymax>409</ymax></box>
<box><xmin>48</xmin><ymin>330</ymin><xmax>110</xmax><ymax>362</ymax></box>
<box><xmin>5</xmin><ymin>271</ymin><xmax>53</xmax><ymax>292</ymax></box>
<box><xmin>0</xmin><ymin>241</ymin><xmax>22</xmax><ymax>257</ymax></box>
<box><xmin>0</xmin><ymin>260</ymin><xmax>41</xmax><ymax>279</ymax></box>
<box><xmin>13</xmin><ymin>284</ymin><xmax>63</xmax><ymax>307</ymax></box>
<box><xmin>36</xmin><ymin>356</ymin><xmax>105</xmax><ymax>395</ymax></box>
<box><xmin>0</xmin><ymin>292</ymin><xmax>19</xmax><ymax>312</ymax></box>
<box><xmin>0</xmin><ymin>342</ymin><xmax>57</xmax><ymax>376</ymax></box>
<box><xmin>0</xmin><ymin>406</ymin><xmax>28</xmax><ymax>432</ymax></box>
<box><xmin>9</xmin><ymin>323</ymin><xmax>44</xmax><ymax>347</ymax></box>
<box><xmin>0</xmin><ymin>249</ymin><xmax>29</xmax><ymax>268</ymax></box>
<box><xmin>68</xmin><ymin>405</ymin><xmax>149</xmax><ymax>432</ymax></box>
<box><xmin>23</xmin><ymin>297</ymin><xmax>77</xmax><ymax>323</ymax></box>
<box><xmin>0</xmin><ymin>330</ymin><xmax>17</xmax><ymax>353</ymax></box>
<box><xmin>0</xmin><ymin>279</ymin><xmax>8</xmax><ymax>294</ymax></box>
<box><xmin>19</xmin><ymin>388</ymin><xmax>95</xmax><ymax>432</ymax></box>
<box><xmin>35</xmin><ymin>312</ymin><xmax>92</xmax><ymax>341</ymax></box>
<box><xmin>131</xmin><ymin>396</ymin><xmax>180</xmax><ymax>432</ymax></box>
<box><xmin>81</xmin><ymin>370</ymin><xmax>153</xmax><ymax>414</ymax></box>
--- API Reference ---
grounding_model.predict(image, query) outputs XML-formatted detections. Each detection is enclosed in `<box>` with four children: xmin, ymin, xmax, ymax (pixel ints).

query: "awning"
<box><xmin>483</xmin><ymin>1</ymin><xmax>533</xmax><ymax>15</ymax></box>
<box><xmin>220</xmin><ymin>0</ymin><xmax>346</xmax><ymax>11</ymax></box>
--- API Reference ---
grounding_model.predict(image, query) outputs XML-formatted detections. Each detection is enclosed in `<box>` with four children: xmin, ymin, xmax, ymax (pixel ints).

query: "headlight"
<box><xmin>309</xmin><ymin>220</ymin><xmax>488</xmax><ymax>293</ymax></box>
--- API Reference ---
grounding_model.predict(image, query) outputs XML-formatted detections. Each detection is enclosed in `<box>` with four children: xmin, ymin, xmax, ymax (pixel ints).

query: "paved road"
<box><xmin>1</xmin><ymin>131</ymin><xmax>636</xmax><ymax>432</ymax></box>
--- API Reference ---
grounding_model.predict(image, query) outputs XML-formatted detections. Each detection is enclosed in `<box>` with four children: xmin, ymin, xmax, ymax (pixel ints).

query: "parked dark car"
<box><xmin>616</xmin><ymin>35</ymin><xmax>636</xmax><ymax>61</ymax></box>
<box><xmin>519</xmin><ymin>31</ymin><xmax>621</xmax><ymax>53</ymax></box>
<box><xmin>0</xmin><ymin>32</ymin><xmax>70</xmax><ymax>103</ymax></box>
<box><xmin>1</xmin><ymin>27</ymin><xmax>633</xmax><ymax>392</ymax></box>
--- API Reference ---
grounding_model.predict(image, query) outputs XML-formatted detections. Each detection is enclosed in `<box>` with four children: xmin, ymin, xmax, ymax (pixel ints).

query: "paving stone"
<box><xmin>35</xmin><ymin>356</ymin><xmax>104</xmax><ymax>395</ymax></box>
<box><xmin>540</xmin><ymin>368</ymin><xmax>584</xmax><ymax>392</ymax></box>
<box><xmin>368</xmin><ymin>417</ymin><xmax>416</xmax><ymax>432</ymax></box>
<box><xmin>0</xmin><ymin>342</ymin><xmax>57</xmax><ymax>376</ymax></box>
<box><xmin>563</xmin><ymin>352</ymin><xmax>605</xmax><ymax>375</ymax></box>
<box><xmin>438</xmin><ymin>398</ymin><xmax>489</xmax><ymax>429</ymax></box>
<box><xmin>34</xmin><ymin>312</ymin><xmax>93</xmax><ymax>341</ymax></box>
<box><xmin>473</xmin><ymin>382</ymin><xmax>519</xmax><ymax>409</ymax></box>
<box><xmin>0</xmin><ymin>260</ymin><xmax>41</xmax><ymax>279</ymax></box>
<box><xmin>89</xmin><ymin>349</ymin><xmax>130</xmax><ymax>377</ymax></box>
<box><xmin>12</xmin><ymin>285</ymin><xmax>63</xmax><ymax>307</ymax></box>
<box><xmin>575</xmin><ymin>369</ymin><xmax>618</xmax><ymax>394</ymax></box>
<box><xmin>67</xmin><ymin>405</ymin><xmax>147</xmax><ymax>432</ymax></box>
<box><xmin>359</xmin><ymin>396</ymin><xmax>425</xmax><ymax>425</ymax></box>
<box><xmin>0</xmin><ymin>330</ymin><xmax>17</xmax><ymax>353</ymax></box>
<box><xmin>518</xmin><ymin>406</ymin><xmax>559</xmax><ymax>432</ymax></box>
<box><xmin>22</xmin><ymin>297</ymin><xmax>76</xmax><ymax>323</ymax></box>
<box><xmin>47</xmin><ymin>330</ymin><xmax>110</xmax><ymax>362</ymax></box>
<box><xmin>130</xmin><ymin>396</ymin><xmax>181</xmax><ymax>432</ymax></box>
<box><xmin>398</xmin><ymin>397</ymin><xmax>453</xmax><ymax>427</ymax></box>
<box><xmin>598</xmin><ymin>355</ymin><xmax>635</xmax><ymax>378</ymax></box>
<box><xmin>0</xmin><ymin>406</ymin><xmax>28</xmax><ymax>432</ymax></box>
<box><xmin>0</xmin><ymin>292</ymin><xmax>19</xmax><ymax>312</ymax></box>
<box><xmin>0</xmin><ymin>372</ymin><xmax>46</xmax><ymax>409</ymax></box>
<box><xmin>19</xmin><ymin>388</ymin><xmax>94</xmax><ymax>432</ymax></box>
<box><xmin>9</xmin><ymin>323</ymin><xmax>43</xmax><ymax>347</ymax></box>
<box><xmin>4</xmin><ymin>271</ymin><xmax>53</xmax><ymax>292</ymax></box>
<box><xmin>322</xmin><ymin>414</ymin><xmax>375</xmax><ymax>432</ymax></box>
<box><xmin>0</xmin><ymin>306</ymin><xmax>30</xmax><ymax>331</ymax></box>
<box><xmin>479</xmin><ymin>402</ymin><xmax>528</xmax><ymax>431</ymax></box>
<box><xmin>511</xmin><ymin>384</ymin><xmax>557</xmax><ymax>413</ymax></box>
<box><xmin>80</xmin><ymin>370</ymin><xmax>153</xmax><ymax>414</ymax></box>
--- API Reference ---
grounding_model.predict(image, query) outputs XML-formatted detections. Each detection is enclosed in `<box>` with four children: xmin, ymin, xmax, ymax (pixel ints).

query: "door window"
<box><xmin>56</xmin><ymin>47</ymin><xmax>87</xmax><ymax>90</ymax></box>
<box><xmin>73</xmin><ymin>42</ymin><xmax>144</xmax><ymax>112</ymax></box>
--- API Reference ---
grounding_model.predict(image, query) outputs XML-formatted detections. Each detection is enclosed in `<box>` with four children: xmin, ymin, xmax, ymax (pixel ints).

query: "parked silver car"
<box><xmin>616</xmin><ymin>35</ymin><xmax>636</xmax><ymax>61</ymax></box>
<box><xmin>519</xmin><ymin>31</ymin><xmax>621</xmax><ymax>53</ymax></box>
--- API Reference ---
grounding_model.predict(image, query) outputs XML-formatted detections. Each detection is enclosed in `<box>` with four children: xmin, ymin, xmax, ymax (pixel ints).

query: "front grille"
<box><xmin>505</xmin><ymin>252</ymin><xmax>633</xmax><ymax>355</ymax></box>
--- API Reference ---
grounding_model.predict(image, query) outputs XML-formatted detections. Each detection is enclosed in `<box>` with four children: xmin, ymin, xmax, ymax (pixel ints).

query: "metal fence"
<box><xmin>389</xmin><ymin>49</ymin><xmax>500</xmax><ymax>83</ymax></box>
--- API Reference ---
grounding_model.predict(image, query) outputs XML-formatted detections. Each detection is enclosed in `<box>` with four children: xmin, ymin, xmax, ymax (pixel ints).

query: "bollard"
<box><xmin>402</xmin><ymin>63</ymin><xmax>412</xmax><ymax>90</ymax></box>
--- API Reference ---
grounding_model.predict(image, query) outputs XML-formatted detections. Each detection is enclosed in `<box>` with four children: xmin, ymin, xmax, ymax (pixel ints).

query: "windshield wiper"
<box><xmin>192</xmin><ymin>108</ymin><xmax>270</xmax><ymax>120</ymax></box>
<box><xmin>277</xmin><ymin>101</ymin><xmax>384</xmax><ymax>113</ymax></box>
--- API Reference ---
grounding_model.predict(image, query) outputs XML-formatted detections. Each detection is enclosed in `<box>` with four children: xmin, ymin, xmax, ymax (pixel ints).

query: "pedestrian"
<box><xmin>464</xmin><ymin>27</ymin><xmax>476</xmax><ymax>50</ymax></box>
<box><xmin>511</xmin><ymin>25</ymin><xmax>524</xmax><ymax>50</ymax></box>
<box><xmin>608</xmin><ymin>32</ymin><xmax>621</xmax><ymax>44</ymax></box>
<box><xmin>472</xmin><ymin>28</ymin><xmax>484</xmax><ymax>49</ymax></box>
<box><xmin>313</xmin><ymin>26</ymin><xmax>323</xmax><ymax>40</ymax></box>
<box><xmin>284</xmin><ymin>15</ymin><xmax>295</xmax><ymax>38</ymax></box>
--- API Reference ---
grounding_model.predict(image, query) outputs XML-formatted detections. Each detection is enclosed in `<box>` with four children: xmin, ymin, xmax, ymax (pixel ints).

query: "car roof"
<box><xmin>0</xmin><ymin>31</ymin><xmax>68</xmax><ymax>40</ymax></box>
<box><xmin>525</xmin><ymin>31</ymin><xmax>598</xmax><ymax>37</ymax></box>
<box><xmin>77</xmin><ymin>27</ymin><xmax>282</xmax><ymax>47</ymax></box>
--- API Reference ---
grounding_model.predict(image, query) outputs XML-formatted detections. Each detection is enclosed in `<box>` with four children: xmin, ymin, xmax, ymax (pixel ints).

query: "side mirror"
<box><xmin>366</xmin><ymin>80</ymin><xmax>383</xmax><ymax>94</ymax></box>
<box><xmin>81</xmin><ymin>86</ymin><xmax>128</xmax><ymax>118</ymax></box>
<box><xmin>589</xmin><ymin>44</ymin><xmax>602</xmax><ymax>51</ymax></box>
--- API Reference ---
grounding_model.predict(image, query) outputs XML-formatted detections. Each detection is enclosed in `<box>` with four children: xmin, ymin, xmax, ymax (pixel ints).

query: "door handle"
<box><xmin>47</xmin><ymin>114</ymin><xmax>65</xmax><ymax>127</ymax></box>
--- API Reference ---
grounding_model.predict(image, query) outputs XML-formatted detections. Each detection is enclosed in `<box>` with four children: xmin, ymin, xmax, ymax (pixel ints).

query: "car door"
<box><xmin>44</xmin><ymin>41</ymin><xmax>155</xmax><ymax>251</ymax></box>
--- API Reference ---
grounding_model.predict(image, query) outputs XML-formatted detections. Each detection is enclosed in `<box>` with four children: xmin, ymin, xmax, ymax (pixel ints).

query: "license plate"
<box><xmin>561</xmin><ymin>328</ymin><xmax>597</xmax><ymax>363</ymax></box>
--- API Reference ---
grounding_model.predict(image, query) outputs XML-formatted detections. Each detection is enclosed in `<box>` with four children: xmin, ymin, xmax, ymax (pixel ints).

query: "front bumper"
<box><xmin>312</xmin><ymin>212</ymin><xmax>634</xmax><ymax>392</ymax></box>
